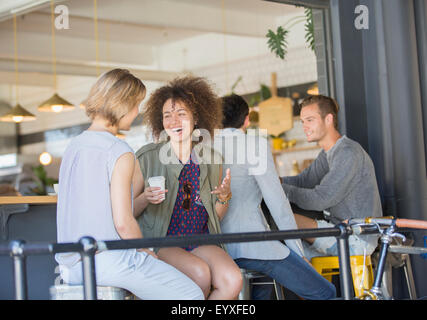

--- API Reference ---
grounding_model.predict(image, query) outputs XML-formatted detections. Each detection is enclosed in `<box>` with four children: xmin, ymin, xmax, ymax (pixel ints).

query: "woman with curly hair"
<box><xmin>133</xmin><ymin>76</ymin><xmax>243</xmax><ymax>299</ymax></box>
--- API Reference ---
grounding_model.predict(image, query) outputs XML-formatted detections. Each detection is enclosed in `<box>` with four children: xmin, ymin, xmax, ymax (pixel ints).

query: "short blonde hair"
<box><xmin>83</xmin><ymin>69</ymin><xmax>146</xmax><ymax>126</ymax></box>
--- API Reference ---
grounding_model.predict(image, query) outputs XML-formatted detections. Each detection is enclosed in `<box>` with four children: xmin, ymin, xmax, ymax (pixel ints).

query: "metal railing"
<box><xmin>0</xmin><ymin>223</ymin><xmax>381</xmax><ymax>300</ymax></box>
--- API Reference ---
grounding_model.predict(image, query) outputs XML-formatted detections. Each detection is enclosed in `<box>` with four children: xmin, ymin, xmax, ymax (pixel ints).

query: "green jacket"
<box><xmin>135</xmin><ymin>141</ymin><xmax>224</xmax><ymax>252</ymax></box>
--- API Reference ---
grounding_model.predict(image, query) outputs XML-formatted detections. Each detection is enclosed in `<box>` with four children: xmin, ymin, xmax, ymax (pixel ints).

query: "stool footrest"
<box><xmin>239</xmin><ymin>269</ymin><xmax>285</xmax><ymax>300</ymax></box>
<box><xmin>49</xmin><ymin>284</ymin><xmax>134</xmax><ymax>300</ymax></box>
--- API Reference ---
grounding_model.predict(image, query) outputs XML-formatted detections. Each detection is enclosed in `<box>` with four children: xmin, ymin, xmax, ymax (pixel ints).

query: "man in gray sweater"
<box><xmin>281</xmin><ymin>95</ymin><xmax>382</xmax><ymax>259</ymax></box>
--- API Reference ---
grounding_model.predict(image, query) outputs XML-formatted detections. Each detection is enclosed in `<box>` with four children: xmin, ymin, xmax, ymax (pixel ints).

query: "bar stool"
<box><xmin>49</xmin><ymin>284</ymin><xmax>135</xmax><ymax>300</ymax></box>
<box><xmin>238</xmin><ymin>269</ymin><xmax>285</xmax><ymax>300</ymax></box>
<box><xmin>310</xmin><ymin>255</ymin><xmax>374</xmax><ymax>298</ymax></box>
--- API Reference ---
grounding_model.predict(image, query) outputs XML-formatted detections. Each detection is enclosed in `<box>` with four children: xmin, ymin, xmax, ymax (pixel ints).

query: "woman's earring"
<box><xmin>193</xmin><ymin>128</ymin><xmax>201</xmax><ymax>138</ymax></box>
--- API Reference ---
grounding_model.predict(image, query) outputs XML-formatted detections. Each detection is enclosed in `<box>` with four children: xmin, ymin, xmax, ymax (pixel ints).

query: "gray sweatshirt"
<box><xmin>282</xmin><ymin>135</ymin><xmax>382</xmax><ymax>224</ymax></box>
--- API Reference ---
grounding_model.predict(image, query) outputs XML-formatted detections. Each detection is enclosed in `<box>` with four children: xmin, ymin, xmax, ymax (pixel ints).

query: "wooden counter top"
<box><xmin>0</xmin><ymin>196</ymin><xmax>57</xmax><ymax>205</ymax></box>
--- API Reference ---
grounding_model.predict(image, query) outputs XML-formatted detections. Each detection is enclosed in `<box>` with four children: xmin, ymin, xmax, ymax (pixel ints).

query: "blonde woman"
<box><xmin>133</xmin><ymin>76</ymin><xmax>243</xmax><ymax>299</ymax></box>
<box><xmin>55</xmin><ymin>69</ymin><xmax>203</xmax><ymax>300</ymax></box>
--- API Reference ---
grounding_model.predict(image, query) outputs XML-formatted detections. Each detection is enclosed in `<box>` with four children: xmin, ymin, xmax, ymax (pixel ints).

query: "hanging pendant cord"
<box><xmin>50</xmin><ymin>0</ymin><xmax>57</xmax><ymax>92</ymax></box>
<box><xmin>221</xmin><ymin>0</ymin><xmax>229</xmax><ymax>91</ymax></box>
<box><xmin>94</xmin><ymin>0</ymin><xmax>100</xmax><ymax>76</ymax></box>
<box><xmin>13</xmin><ymin>14</ymin><xmax>19</xmax><ymax>104</ymax></box>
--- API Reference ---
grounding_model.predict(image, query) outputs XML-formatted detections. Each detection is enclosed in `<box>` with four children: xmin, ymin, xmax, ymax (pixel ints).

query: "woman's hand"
<box><xmin>211</xmin><ymin>168</ymin><xmax>231</xmax><ymax>201</ymax></box>
<box><xmin>143</xmin><ymin>186</ymin><xmax>168</xmax><ymax>205</ymax></box>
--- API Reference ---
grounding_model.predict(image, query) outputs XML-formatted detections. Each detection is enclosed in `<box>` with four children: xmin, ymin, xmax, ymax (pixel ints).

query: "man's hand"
<box><xmin>303</xmin><ymin>256</ymin><xmax>315</xmax><ymax>269</ymax></box>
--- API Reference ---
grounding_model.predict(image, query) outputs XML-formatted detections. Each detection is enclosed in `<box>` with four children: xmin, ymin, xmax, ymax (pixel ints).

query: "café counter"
<box><xmin>0</xmin><ymin>195</ymin><xmax>58</xmax><ymax>299</ymax></box>
<box><xmin>0</xmin><ymin>195</ymin><xmax>57</xmax><ymax>205</ymax></box>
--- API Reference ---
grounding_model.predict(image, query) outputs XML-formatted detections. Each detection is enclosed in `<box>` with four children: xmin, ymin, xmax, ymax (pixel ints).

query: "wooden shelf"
<box><xmin>0</xmin><ymin>196</ymin><xmax>57</xmax><ymax>205</ymax></box>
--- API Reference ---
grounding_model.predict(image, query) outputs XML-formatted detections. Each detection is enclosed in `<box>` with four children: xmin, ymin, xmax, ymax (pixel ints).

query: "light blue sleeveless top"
<box><xmin>55</xmin><ymin>130</ymin><xmax>134</xmax><ymax>267</ymax></box>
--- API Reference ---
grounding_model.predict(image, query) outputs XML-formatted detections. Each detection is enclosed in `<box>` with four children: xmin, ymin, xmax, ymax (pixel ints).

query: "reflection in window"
<box><xmin>0</xmin><ymin>153</ymin><xmax>17</xmax><ymax>169</ymax></box>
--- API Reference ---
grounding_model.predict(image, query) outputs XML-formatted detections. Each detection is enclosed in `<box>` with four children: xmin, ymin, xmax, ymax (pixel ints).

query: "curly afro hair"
<box><xmin>142</xmin><ymin>75</ymin><xmax>223</xmax><ymax>141</ymax></box>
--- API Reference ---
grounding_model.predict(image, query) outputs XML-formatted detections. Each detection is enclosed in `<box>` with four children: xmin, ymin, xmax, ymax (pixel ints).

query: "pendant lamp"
<box><xmin>0</xmin><ymin>103</ymin><xmax>36</xmax><ymax>123</ymax></box>
<box><xmin>0</xmin><ymin>15</ymin><xmax>36</xmax><ymax>123</ymax></box>
<box><xmin>38</xmin><ymin>93</ymin><xmax>74</xmax><ymax>113</ymax></box>
<box><xmin>37</xmin><ymin>0</ymin><xmax>74</xmax><ymax>112</ymax></box>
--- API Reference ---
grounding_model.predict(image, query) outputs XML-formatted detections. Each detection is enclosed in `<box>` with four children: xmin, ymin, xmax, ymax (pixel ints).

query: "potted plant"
<box><xmin>266</xmin><ymin>7</ymin><xmax>315</xmax><ymax>60</ymax></box>
<box><xmin>30</xmin><ymin>165</ymin><xmax>58</xmax><ymax>195</ymax></box>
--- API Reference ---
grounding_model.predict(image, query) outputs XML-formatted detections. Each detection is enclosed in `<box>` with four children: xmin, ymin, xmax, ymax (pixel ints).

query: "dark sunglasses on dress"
<box><xmin>182</xmin><ymin>182</ymin><xmax>192</xmax><ymax>210</ymax></box>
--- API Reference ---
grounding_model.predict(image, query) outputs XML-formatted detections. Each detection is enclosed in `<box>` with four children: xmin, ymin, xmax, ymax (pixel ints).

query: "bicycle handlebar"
<box><xmin>395</xmin><ymin>218</ymin><xmax>427</xmax><ymax>229</ymax></box>
<box><xmin>349</xmin><ymin>216</ymin><xmax>427</xmax><ymax>229</ymax></box>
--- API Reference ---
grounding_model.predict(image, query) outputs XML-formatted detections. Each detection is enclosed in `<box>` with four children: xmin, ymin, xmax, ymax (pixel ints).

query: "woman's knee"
<box><xmin>158</xmin><ymin>247</ymin><xmax>212</xmax><ymax>297</ymax></box>
<box><xmin>216</xmin><ymin>266</ymin><xmax>243</xmax><ymax>298</ymax></box>
<box><xmin>188</xmin><ymin>261</ymin><xmax>212</xmax><ymax>297</ymax></box>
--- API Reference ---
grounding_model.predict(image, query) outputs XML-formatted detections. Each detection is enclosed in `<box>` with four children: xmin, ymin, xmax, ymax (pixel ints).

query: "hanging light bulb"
<box><xmin>39</xmin><ymin>152</ymin><xmax>53</xmax><ymax>166</ymax></box>
<box><xmin>37</xmin><ymin>0</ymin><xmax>74</xmax><ymax>112</ymax></box>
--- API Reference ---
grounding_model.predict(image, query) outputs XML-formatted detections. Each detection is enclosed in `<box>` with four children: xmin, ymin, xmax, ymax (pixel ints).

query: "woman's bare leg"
<box><xmin>157</xmin><ymin>247</ymin><xmax>212</xmax><ymax>299</ymax></box>
<box><xmin>191</xmin><ymin>245</ymin><xmax>243</xmax><ymax>300</ymax></box>
<box><xmin>294</xmin><ymin>213</ymin><xmax>318</xmax><ymax>244</ymax></box>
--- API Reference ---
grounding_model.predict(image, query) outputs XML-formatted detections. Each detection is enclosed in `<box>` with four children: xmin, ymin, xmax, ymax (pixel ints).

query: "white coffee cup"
<box><xmin>53</xmin><ymin>183</ymin><xmax>59</xmax><ymax>195</ymax></box>
<box><xmin>147</xmin><ymin>176</ymin><xmax>166</xmax><ymax>201</ymax></box>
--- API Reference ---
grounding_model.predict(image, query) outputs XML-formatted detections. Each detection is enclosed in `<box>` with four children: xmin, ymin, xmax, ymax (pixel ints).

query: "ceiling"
<box><xmin>0</xmin><ymin>0</ymin><xmax>303</xmax><ymax>83</ymax></box>
<box><xmin>0</xmin><ymin>0</ymin><xmax>312</xmax><ymax>136</ymax></box>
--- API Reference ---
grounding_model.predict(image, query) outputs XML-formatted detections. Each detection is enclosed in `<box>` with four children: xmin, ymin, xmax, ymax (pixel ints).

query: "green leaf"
<box><xmin>260</xmin><ymin>84</ymin><xmax>272</xmax><ymax>101</ymax></box>
<box><xmin>248</xmin><ymin>94</ymin><xmax>260</xmax><ymax>107</ymax></box>
<box><xmin>304</xmin><ymin>8</ymin><xmax>315</xmax><ymax>52</ymax></box>
<box><xmin>32</xmin><ymin>165</ymin><xmax>47</xmax><ymax>181</ymax></box>
<box><xmin>266</xmin><ymin>8</ymin><xmax>315</xmax><ymax>58</ymax></box>
<box><xmin>30</xmin><ymin>164</ymin><xmax>56</xmax><ymax>195</ymax></box>
<box><xmin>266</xmin><ymin>26</ymin><xmax>289</xmax><ymax>60</ymax></box>
<box><xmin>45</xmin><ymin>178</ymin><xmax>58</xmax><ymax>186</ymax></box>
<box><xmin>230</xmin><ymin>76</ymin><xmax>242</xmax><ymax>93</ymax></box>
